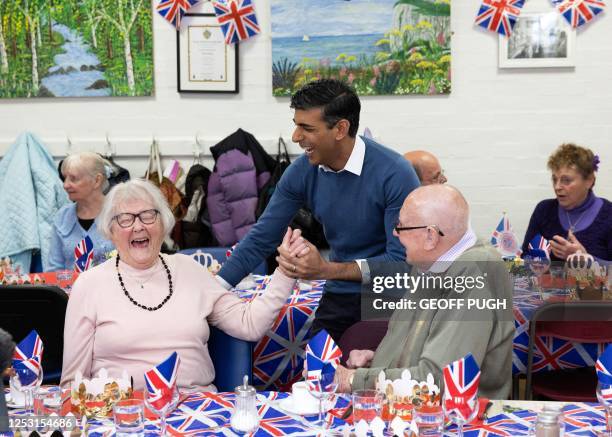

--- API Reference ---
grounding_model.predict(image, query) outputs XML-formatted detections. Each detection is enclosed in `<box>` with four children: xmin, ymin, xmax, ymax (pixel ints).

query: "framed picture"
<box><xmin>177</xmin><ymin>13</ymin><xmax>239</xmax><ymax>93</ymax></box>
<box><xmin>499</xmin><ymin>11</ymin><xmax>576</xmax><ymax>68</ymax></box>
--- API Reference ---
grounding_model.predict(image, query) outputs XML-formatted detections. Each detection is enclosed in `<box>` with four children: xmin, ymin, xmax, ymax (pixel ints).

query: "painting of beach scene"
<box><xmin>271</xmin><ymin>0</ymin><xmax>451</xmax><ymax>96</ymax></box>
<box><xmin>0</xmin><ymin>0</ymin><xmax>153</xmax><ymax>98</ymax></box>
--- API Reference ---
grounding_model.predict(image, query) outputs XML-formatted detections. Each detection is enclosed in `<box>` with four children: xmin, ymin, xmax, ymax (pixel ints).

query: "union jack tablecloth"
<box><xmin>512</xmin><ymin>277</ymin><xmax>610</xmax><ymax>375</ymax></box>
<box><xmin>235</xmin><ymin>276</ymin><xmax>324</xmax><ymax>391</ymax></box>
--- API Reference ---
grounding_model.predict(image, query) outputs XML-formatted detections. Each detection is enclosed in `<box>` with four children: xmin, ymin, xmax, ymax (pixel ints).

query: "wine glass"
<box><xmin>307</xmin><ymin>372</ymin><xmax>338</xmax><ymax>434</ymax></box>
<box><xmin>145</xmin><ymin>386</ymin><xmax>179</xmax><ymax>436</ymax></box>
<box><xmin>10</xmin><ymin>364</ymin><xmax>43</xmax><ymax>414</ymax></box>
<box><xmin>443</xmin><ymin>393</ymin><xmax>478</xmax><ymax>437</ymax></box>
<box><xmin>596</xmin><ymin>382</ymin><xmax>612</xmax><ymax>436</ymax></box>
<box><xmin>525</xmin><ymin>253</ymin><xmax>551</xmax><ymax>296</ymax></box>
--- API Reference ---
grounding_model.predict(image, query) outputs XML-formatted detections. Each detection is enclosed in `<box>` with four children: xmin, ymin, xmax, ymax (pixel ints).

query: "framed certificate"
<box><xmin>177</xmin><ymin>13</ymin><xmax>239</xmax><ymax>93</ymax></box>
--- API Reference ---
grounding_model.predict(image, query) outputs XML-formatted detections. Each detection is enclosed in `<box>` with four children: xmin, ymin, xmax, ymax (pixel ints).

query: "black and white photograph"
<box><xmin>499</xmin><ymin>12</ymin><xmax>576</xmax><ymax>68</ymax></box>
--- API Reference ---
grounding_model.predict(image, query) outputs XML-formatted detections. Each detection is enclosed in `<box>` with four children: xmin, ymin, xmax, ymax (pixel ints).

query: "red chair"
<box><xmin>525</xmin><ymin>301</ymin><xmax>612</xmax><ymax>401</ymax></box>
<box><xmin>338</xmin><ymin>320</ymin><xmax>389</xmax><ymax>365</ymax></box>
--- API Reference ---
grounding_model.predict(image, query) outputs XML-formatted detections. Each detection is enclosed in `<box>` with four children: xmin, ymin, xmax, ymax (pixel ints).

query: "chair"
<box><xmin>0</xmin><ymin>285</ymin><xmax>68</xmax><ymax>384</ymax></box>
<box><xmin>179</xmin><ymin>247</ymin><xmax>267</xmax><ymax>276</ymax></box>
<box><xmin>338</xmin><ymin>320</ymin><xmax>389</xmax><ymax>365</ymax></box>
<box><xmin>207</xmin><ymin>326</ymin><xmax>254</xmax><ymax>392</ymax></box>
<box><xmin>525</xmin><ymin>301</ymin><xmax>612</xmax><ymax>401</ymax></box>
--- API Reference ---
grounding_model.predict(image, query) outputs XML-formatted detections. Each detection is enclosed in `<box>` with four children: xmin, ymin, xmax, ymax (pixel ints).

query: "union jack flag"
<box><xmin>527</xmin><ymin>233</ymin><xmax>551</xmax><ymax>259</ymax></box>
<box><xmin>551</xmin><ymin>0</ymin><xmax>606</xmax><ymax>28</ymax></box>
<box><xmin>475</xmin><ymin>0</ymin><xmax>526</xmax><ymax>36</ymax></box>
<box><xmin>443</xmin><ymin>353</ymin><xmax>481</xmax><ymax>421</ymax></box>
<box><xmin>74</xmin><ymin>235</ymin><xmax>94</xmax><ymax>272</ymax></box>
<box><xmin>12</xmin><ymin>330</ymin><xmax>44</xmax><ymax>387</ymax></box>
<box><xmin>144</xmin><ymin>352</ymin><xmax>180</xmax><ymax>412</ymax></box>
<box><xmin>156</xmin><ymin>0</ymin><xmax>200</xmax><ymax>29</ymax></box>
<box><xmin>305</xmin><ymin>329</ymin><xmax>342</xmax><ymax>389</ymax></box>
<box><xmin>213</xmin><ymin>0</ymin><xmax>260</xmax><ymax>45</ymax></box>
<box><xmin>596</xmin><ymin>344</ymin><xmax>612</xmax><ymax>397</ymax></box>
<box><xmin>491</xmin><ymin>214</ymin><xmax>522</xmax><ymax>258</ymax></box>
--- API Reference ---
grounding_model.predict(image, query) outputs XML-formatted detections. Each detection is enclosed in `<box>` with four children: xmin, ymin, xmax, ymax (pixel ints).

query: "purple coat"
<box><xmin>207</xmin><ymin>130</ymin><xmax>274</xmax><ymax>246</ymax></box>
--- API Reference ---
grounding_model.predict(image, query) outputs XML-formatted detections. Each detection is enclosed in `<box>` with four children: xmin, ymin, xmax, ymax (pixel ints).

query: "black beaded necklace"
<box><xmin>116</xmin><ymin>254</ymin><xmax>173</xmax><ymax>311</ymax></box>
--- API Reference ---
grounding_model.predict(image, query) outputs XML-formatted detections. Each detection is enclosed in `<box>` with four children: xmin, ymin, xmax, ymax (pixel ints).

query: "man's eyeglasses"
<box><xmin>113</xmin><ymin>209</ymin><xmax>159</xmax><ymax>228</ymax></box>
<box><xmin>394</xmin><ymin>224</ymin><xmax>445</xmax><ymax>236</ymax></box>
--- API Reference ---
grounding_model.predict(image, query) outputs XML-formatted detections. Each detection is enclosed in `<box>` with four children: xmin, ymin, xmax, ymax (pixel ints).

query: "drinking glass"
<box><xmin>415</xmin><ymin>404</ymin><xmax>444</xmax><ymax>436</ymax></box>
<box><xmin>34</xmin><ymin>385</ymin><xmax>62</xmax><ymax>415</ymax></box>
<box><xmin>596</xmin><ymin>382</ymin><xmax>612</xmax><ymax>437</ymax></box>
<box><xmin>10</xmin><ymin>365</ymin><xmax>43</xmax><ymax>414</ymax></box>
<box><xmin>442</xmin><ymin>394</ymin><xmax>478</xmax><ymax>437</ymax></box>
<box><xmin>352</xmin><ymin>389</ymin><xmax>384</xmax><ymax>425</ymax></box>
<box><xmin>145</xmin><ymin>386</ymin><xmax>179</xmax><ymax>436</ymax></box>
<box><xmin>113</xmin><ymin>398</ymin><xmax>145</xmax><ymax>437</ymax></box>
<box><xmin>525</xmin><ymin>254</ymin><xmax>551</xmax><ymax>295</ymax></box>
<box><xmin>307</xmin><ymin>372</ymin><xmax>338</xmax><ymax>434</ymax></box>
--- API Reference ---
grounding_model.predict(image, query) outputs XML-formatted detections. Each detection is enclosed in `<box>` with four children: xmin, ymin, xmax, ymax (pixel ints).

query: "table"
<box><xmin>6</xmin><ymin>393</ymin><xmax>609</xmax><ymax>436</ymax></box>
<box><xmin>512</xmin><ymin>276</ymin><xmax>610</xmax><ymax>375</ymax></box>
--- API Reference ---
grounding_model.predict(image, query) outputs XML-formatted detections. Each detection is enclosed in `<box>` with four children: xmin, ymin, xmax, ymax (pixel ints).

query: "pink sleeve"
<box><xmin>60</xmin><ymin>276</ymin><xmax>96</xmax><ymax>388</ymax></box>
<box><xmin>208</xmin><ymin>270</ymin><xmax>296</xmax><ymax>341</ymax></box>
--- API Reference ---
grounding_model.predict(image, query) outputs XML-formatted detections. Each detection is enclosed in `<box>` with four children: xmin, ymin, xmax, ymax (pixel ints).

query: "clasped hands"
<box><xmin>550</xmin><ymin>230</ymin><xmax>586</xmax><ymax>260</ymax></box>
<box><xmin>276</xmin><ymin>227</ymin><xmax>328</xmax><ymax>280</ymax></box>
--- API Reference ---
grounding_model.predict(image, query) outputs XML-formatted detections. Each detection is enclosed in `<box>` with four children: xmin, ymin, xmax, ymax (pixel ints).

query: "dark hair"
<box><xmin>0</xmin><ymin>328</ymin><xmax>15</xmax><ymax>372</ymax></box>
<box><xmin>290</xmin><ymin>79</ymin><xmax>361</xmax><ymax>137</ymax></box>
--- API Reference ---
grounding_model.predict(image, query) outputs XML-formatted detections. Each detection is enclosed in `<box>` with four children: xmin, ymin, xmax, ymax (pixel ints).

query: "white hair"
<box><xmin>98</xmin><ymin>179</ymin><xmax>176</xmax><ymax>240</ymax></box>
<box><xmin>61</xmin><ymin>152</ymin><xmax>110</xmax><ymax>192</ymax></box>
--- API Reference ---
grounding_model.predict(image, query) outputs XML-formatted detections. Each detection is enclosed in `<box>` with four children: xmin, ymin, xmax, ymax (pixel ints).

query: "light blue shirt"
<box><xmin>46</xmin><ymin>203</ymin><xmax>115</xmax><ymax>271</ymax></box>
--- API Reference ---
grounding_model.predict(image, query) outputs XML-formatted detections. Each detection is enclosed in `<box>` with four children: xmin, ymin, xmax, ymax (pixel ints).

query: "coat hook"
<box><xmin>66</xmin><ymin>135</ymin><xmax>73</xmax><ymax>155</ymax></box>
<box><xmin>105</xmin><ymin>132</ymin><xmax>113</xmax><ymax>157</ymax></box>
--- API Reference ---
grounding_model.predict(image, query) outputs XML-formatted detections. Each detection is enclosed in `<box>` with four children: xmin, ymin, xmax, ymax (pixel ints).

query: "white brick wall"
<box><xmin>0</xmin><ymin>0</ymin><xmax>610</xmax><ymax>242</ymax></box>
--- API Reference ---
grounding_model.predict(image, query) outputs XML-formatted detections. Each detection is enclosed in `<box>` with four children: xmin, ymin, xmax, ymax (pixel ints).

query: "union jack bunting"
<box><xmin>475</xmin><ymin>0</ymin><xmax>526</xmax><ymax>36</ymax></box>
<box><xmin>213</xmin><ymin>0</ymin><xmax>261</xmax><ymax>45</ymax></box>
<box><xmin>144</xmin><ymin>351</ymin><xmax>180</xmax><ymax>412</ymax></box>
<box><xmin>491</xmin><ymin>214</ymin><xmax>522</xmax><ymax>258</ymax></box>
<box><xmin>551</xmin><ymin>0</ymin><xmax>606</xmax><ymax>28</ymax></box>
<box><xmin>527</xmin><ymin>233</ymin><xmax>551</xmax><ymax>259</ymax></box>
<box><xmin>443</xmin><ymin>353</ymin><xmax>481</xmax><ymax>421</ymax></box>
<box><xmin>156</xmin><ymin>0</ymin><xmax>200</xmax><ymax>29</ymax></box>
<box><xmin>12</xmin><ymin>330</ymin><xmax>44</xmax><ymax>386</ymax></box>
<box><xmin>74</xmin><ymin>235</ymin><xmax>94</xmax><ymax>272</ymax></box>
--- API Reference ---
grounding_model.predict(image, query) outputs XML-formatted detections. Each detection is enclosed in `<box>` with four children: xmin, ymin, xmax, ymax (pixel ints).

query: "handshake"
<box><xmin>275</xmin><ymin>227</ymin><xmax>327</xmax><ymax>280</ymax></box>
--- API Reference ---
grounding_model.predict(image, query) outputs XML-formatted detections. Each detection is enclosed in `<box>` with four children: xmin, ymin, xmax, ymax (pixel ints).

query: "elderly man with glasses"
<box><xmin>403</xmin><ymin>150</ymin><xmax>447</xmax><ymax>185</ymax></box>
<box><xmin>284</xmin><ymin>185</ymin><xmax>513</xmax><ymax>399</ymax></box>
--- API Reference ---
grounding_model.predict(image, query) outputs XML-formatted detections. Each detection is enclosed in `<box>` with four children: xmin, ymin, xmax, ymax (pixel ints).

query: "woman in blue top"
<box><xmin>522</xmin><ymin>143</ymin><xmax>611</xmax><ymax>262</ymax></box>
<box><xmin>47</xmin><ymin>152</ymin><xmax>116</xmax><ymax>271</ymax></box>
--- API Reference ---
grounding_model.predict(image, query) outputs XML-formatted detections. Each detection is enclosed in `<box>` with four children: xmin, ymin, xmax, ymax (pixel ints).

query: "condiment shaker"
<box><xmin>230</xmin><ymin>375</ymin><xmax>259</xmax><ymax>433</ymax></box>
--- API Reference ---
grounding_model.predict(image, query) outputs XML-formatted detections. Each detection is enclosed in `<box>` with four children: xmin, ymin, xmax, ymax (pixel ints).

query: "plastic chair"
<box><xmin>525</xmin><ymin>301</ymin><xmax>612</xmax><ymax>401</ymax></box>
<box><xmin>0</xmin><ymin>285</ymin><xmax>68</xmax><ymax>384</ymax></box>
<box><xmin>338</xmin><ymin>320</ymin><xmax>389</xmax><ymax>365</ymax></box>
<box><xmin>207</xmin><ymin>326</ymin><xmax>254</xmax><ymax>392</ymax></box>
<box><xmin>179</xmin><ymin>247</ymin><xmax>267</xmax><ymax>276</ymax></box>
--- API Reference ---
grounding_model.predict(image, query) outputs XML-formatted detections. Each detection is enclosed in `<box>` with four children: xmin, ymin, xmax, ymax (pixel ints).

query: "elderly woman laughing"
<box><xmin>61</xmin><ymin>179</ymin><xmax>296</xmax><ymax>391</ymax></box>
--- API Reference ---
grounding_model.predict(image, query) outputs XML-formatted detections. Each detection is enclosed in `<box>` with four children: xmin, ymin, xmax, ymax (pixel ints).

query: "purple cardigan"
<box><xmin>521</xmin><ymin>197</ymin><xmax>612</xmax><ymax>261</ymax></box>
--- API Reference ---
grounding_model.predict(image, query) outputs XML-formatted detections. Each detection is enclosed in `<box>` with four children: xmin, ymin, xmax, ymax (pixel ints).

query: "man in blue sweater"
<box><xmin>217</xmin><ymin>79</ymin><xmax>420</xmax><ymax>340</ymax></box>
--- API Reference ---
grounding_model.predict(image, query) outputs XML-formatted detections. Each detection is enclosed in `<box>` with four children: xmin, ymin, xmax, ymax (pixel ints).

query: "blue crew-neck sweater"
<box><xmin>218</xmin><ymin>136</ymin><xmax>420</xmax><ymax>294</ymax></box>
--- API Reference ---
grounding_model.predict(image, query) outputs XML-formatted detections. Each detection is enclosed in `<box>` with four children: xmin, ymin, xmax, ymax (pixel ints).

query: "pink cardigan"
<box><xmin>61</xmin><ymin>254</ymin><xmax>295</xmax><ymax>391</ymax></box>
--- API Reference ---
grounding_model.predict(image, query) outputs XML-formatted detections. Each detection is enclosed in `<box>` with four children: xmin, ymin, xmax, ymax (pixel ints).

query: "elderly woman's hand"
<box><xmin>550</xmin><ymin>230</ymin><xmax>587</xmax><ymax>260</ymax></box>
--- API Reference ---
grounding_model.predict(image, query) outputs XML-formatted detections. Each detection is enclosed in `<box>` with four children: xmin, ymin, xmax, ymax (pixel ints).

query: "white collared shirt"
<box><xmin>428</xmin><ymin>227</ymin><xmax>478</xmax><ymax>273</ymax></box>
<box><xmin>318</xmin><ymin>135</ymin><xmax>365</xmax><ymax>176</ymax></box>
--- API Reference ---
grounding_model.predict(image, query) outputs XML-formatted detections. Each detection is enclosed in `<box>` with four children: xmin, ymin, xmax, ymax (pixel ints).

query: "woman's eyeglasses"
<box><xmin>113</xmin><ymin>209</ymin><xmax>159</xmax><ymax>228</ymax></box>
<box><xmin>394</xmin><ymin>224</ymin><xmax>445</xmax><ymax>236</ymax></box>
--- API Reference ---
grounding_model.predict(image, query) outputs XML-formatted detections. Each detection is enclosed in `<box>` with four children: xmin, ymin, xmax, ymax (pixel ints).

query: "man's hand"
<box><xmin>550</xmin><ymin>230</ymin><xmax>586</xmax><ymax>260</ymax></box>
<box><xmin>334</xmin><ymin>364</ymin><xmax>356</xmax><ymax>393</ymax></box>
<box><xmin>346</xmin><ymin>349</ymin><xmax>375</xmax><ymax>369</ymax></box>
<box><xmin>276</xmin><ymin>234</ymin><xmax>328</xmax><ymax>280</ymax></box>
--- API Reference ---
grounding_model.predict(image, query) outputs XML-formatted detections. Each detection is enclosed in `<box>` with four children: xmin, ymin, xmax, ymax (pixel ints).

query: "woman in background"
<box><xmin>522</xmin><ymin>143</ymin><xmax>611</xmax><ymax>262</ymax></box>
<box><xmin>47</xmin><ymin>152</ymin><xmax>115</xmax><ymax>271</ymax></box>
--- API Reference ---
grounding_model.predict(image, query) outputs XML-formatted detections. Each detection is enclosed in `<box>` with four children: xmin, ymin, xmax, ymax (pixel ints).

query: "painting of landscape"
<box><xmin>271</xmin><ymin>0</ymin><xmax>451</xmax><ymax>96</ymax></box>
<box><xmin>0</xmin><ymin>0</ymin><xmax>153</xmax><ymax>98</ymax></box>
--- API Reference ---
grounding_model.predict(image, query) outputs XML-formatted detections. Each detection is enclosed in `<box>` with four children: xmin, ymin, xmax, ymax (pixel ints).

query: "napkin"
<box><xmin>596</xmin><ymin>344</ymin><xmax>612</xmax><ymax>404</ymax></box>
<box><xmin>527</xmin><ymin>234</ymin><xmax>550</xmax><ymax>259</ymax></box>
<box><xmin>12</xmin><ymin>330</ymin><xmax>44</xmax><ymax>386</ymax></box>
<box><xmin>304</xmin><ymin>330</ymin><xmax>342</xmax><ymax>390</ymax></box>
<box><xmin>144</xmin><ymin>352</ymin><xmax>180</xmax><ymax>411</ymax></box>
<box><xmin>443</xmin><ymin>353</ymin><xmax>481</xmax><ymax>421</ymax></box>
